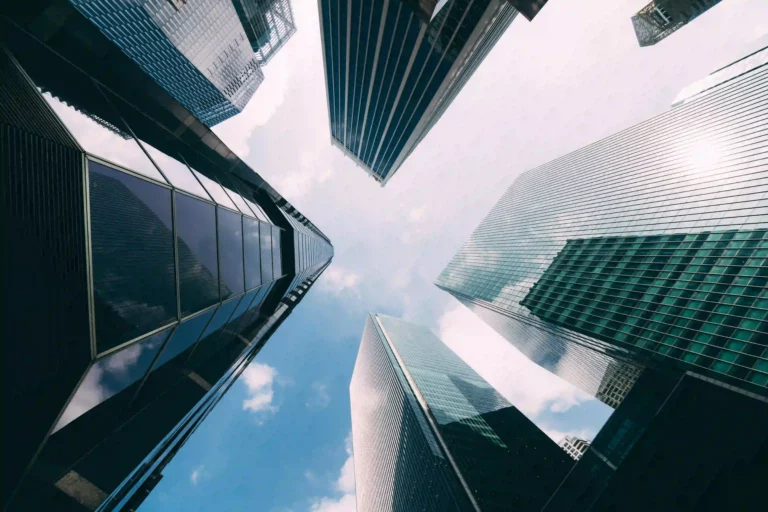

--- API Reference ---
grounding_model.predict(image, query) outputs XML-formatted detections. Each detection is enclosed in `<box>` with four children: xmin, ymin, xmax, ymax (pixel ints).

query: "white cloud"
<box><xmin>319</xmin><ymin>267</ymin><xmax>361</xmax><ymax>295</ymax></box>
<box><xmin>306</xmin><ymin>381</ymin><xmax>332</xmax><ymax>409</ymax></box>
<box><xmin>241</xmin><ymin>362</ymin><xmax>279</xmax><ymax>422</ymax></box>
<box><xmin>190</xmin><ymin>465</ymin><xmax>204</xmax><ymax>485</ymax></box>
<box><xmin>309</xmin><ymin>432</ymin><xmax>356</xmax><ymax>512</ymax></box>
<box><xmin>436</xmin><ymin>303</ymin><xmax>592</xmax><ymax>418</ymax></box>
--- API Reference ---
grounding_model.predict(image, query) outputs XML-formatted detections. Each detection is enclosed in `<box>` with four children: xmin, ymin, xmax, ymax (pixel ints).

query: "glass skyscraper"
<box><xmin>632</xmin><ymin>0</ymin><xmax>723</xmax><ymax>47</ymax></box>
<box><xmin>436</xmin><ymin>47</ymin><xmax>768</xmax><ymax>402</ymax></box>
<box><xmin>317</xmin><ymin>0</ymin><xmax>520</xmax><ymax>185</ymax></box>
<box><xmin>68</xmin><ymin>0</ymin><xmax>265</xmax><ymax>126</ymax></box>
<box><xmin>2</xmin><ymin>9</ymin><xmax>332</xmax><ymax>510</ymax></box>
<box><xmin>350</xmin><ymin>314</ymin><xmax>572</xmax><ymax>511</ymax></box>
<box><xmin>233</xmin><ymin>0</ymin><xmax>297</xmax><ymax>64</ymax></box>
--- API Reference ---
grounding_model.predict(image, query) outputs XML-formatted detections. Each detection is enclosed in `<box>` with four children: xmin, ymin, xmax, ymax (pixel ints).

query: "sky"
<box><xmin>140</xmin><ymin>0</ymin><xmax>768</xmax><ymax>510</ymax></box>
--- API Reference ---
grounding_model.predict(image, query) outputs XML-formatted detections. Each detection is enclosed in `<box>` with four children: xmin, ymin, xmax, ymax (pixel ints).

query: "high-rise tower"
<box><xmin>350</xmin><ymin>314</ymin><xmax>572</xmax><ymax>511</ymax></box>
<box><xmin>1</xmin><ymin>6</ymin><xmax>332</xmax><ymax>510</ymax></box>
<box><xmin>632</xmin><ymin>0</ymin><xmax>723</xmax><ymax>47</ymax></box>
<box><xmin>317</xmin><ymin>0</ymin><xmax>527</xmax><ymax>185</ymax></box>
<box><xmin>436</xmin><ymin>47</ymin><xmax>768</xmax><ymax>402</ymax></box>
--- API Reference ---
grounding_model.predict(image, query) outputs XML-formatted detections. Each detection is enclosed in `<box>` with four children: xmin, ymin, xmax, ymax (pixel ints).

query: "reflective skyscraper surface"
<box><xmin>436</xmin><ymin>47</ymin><xmax>768</xmax><ymax>401</ymax></box>
<box><xmin>69</xmin><ymin>0</ymin><xmax>264</xmax><ymax>126</ymax></box>
<box><xmin>233</xmin><ymin>0</ymin><xmax>297</xmax><ymax>64</ymax></box>
<box><xmin>350</xmin><ymin>314</ymin><xmax>572</xmax><ymax>511</ymax></box>
<box><xmin>632</xmin><ymin>0</ymin><xmax>723</xmax><ymax>47</ymax></box>
<box><xmin>1</xmin><ymin>9</ymin><xmax>332</xmax><ymax>509</ymax></box>
<box><xmin>317</xmin><ymin>0</ymin><xmax>519</xmax><ymax>185</ymax></box>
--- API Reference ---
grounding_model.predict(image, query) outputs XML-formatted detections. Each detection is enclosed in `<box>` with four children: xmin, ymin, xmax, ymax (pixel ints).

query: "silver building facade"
<box><xmin>233</xmin><ymin>0</ymin><xmax>297</xmax><ymax>64</ymax></box>
<box><xmin>436</xmin><ymin>48</ymin><xmax>768</xmax><ymax>402</ymax></box>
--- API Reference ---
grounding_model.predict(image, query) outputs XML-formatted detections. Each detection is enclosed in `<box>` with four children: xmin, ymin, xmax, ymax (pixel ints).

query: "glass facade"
<box><xmin>232</xmin><ymin>0</ymin><xmax>297</xmax><ymax>64</ymax></box>
<box><xmin>436</xmin><ymin>49</ymin><xmax>768</xmax><ymax>400</ymax></box>
<box><xmin>350</xmin><ymin>314</ymin><xmax>572</xmax><ymax>511</ymax></box>
<box><xmin>631</xmin><ymin>0</ymin><xmax>723</xmax><ymax>47</ymax></box>
<box><xmin>69</xmin><ymin>0</ymin><xmax>264</xmax><ymax>126</ymax></box>
<box><xmin>317</xmin><ymin>0</ymin><xmax>517</xmax><ymax>184</ymax></box>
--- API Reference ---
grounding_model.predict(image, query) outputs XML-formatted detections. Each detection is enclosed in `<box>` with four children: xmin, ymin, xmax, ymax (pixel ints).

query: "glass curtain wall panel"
<box><xmin>436</xmin><ymin>50</ymin><xmax>768</xmax><ymax>399</ymax></box>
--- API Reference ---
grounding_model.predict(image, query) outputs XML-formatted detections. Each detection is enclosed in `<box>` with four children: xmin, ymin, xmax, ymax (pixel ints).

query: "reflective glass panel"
<box><xmin>89</xmin><ymin>160</ymin><xmax>176</xmax><ymax>352</ymax></box>
<box><xmin>191</xmin><ymin>169</ymin><xmax>238</xmax><ymax>210</ymax></box>
<box><xmin>140</xmin><ymin>142</ymin><xmax>210</xmax><ymax>199</ymax></box>
<box><xmin>176</xmin><ymin>193</ymin><xmax>220</xmax><ymax>316</ymax></box>
<box><xmin>220</xmin><ymin>183</ymin><xmax>252</xmax><ymax>216</ymax></box>
<box><xmin>242</xmin><ymin>196</ymin><xmax>268</xmax><ymax>222</ymax></box>
<box><xmin>53</xmin><ymin>327</ymin><xmax>170</xmax><ymax>432</ymax></box>
<box><xmin>228</xmin><ymin>289</ymin><xmax>259</xmax><ymax>328</ymax></box>
<box><xmin>152</xmin><ymin>308</ymin><xmax>215</xmax><ymax>370</ymax></box>
<box><xmin>197</xmin><ymin>296</ymin><xmax>242</xmax><ymax>344</ymax></box>
<box><xmin>218</xmin><ymin>208</ymin><xmax>245</xmax><ymax>299</ymax></box>
<box><xmin>260</xmin><ymin>222</ymin><xmax>273</xmax><ymax>283</ymax></box>
<box><xmin>42</xmin><ymin>92</ymin><xmax>166</xmax><ymax>183</ymax></box>
<box><xmin>244</xmin><ymin>216</ymin><xmax>262</xmax><ymax>290</ymax></box>
<box><xmin>272</xmin><ymin>226</ymin><xmax>282</xmax><ymax>278</ymax></box>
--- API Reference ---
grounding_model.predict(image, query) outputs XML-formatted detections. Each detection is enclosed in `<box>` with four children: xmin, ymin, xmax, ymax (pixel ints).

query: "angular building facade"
<box><xmin>558</xmin><ymin>436</ymin><xmax>590</xmax><ymax>461</ymax></box>
<box><xmin>317</xmin><ymin>0</ymin><xmax>519</xmax><ymax>185</ymax></box>
<box><xmin>1</xmin><ymin>7</ymin><xmax>332</xmax><ymax>510</ymax></box>
<box><xmin>350</xmin><ymin>314</ymin><xmax>572</xmax><ymax>511</ymax></box>
<box><xmin>68</xmin><ymin>0</ymin><xmax>264</xmax><ymax>126</ymax></box>
<box><xmin>233</xmin><ymin>0</ymin><xmax>297</xmax><ymax>64</ymax></box>
<box><xmin>436</xmin><ymin>48</ymin><xmax>768</xmax><ymax>402</ymax></box>
<box><xmin>631</xmin><ymin>0</ymin><xmax>723</xmax><ymax>47</ymax></box>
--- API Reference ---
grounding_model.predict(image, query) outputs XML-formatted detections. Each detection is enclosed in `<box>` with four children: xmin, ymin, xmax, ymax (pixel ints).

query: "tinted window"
<box><xmin>260</xmin><ymin>222</ymin><xmax>273</xmax><ymax>283</ymax></box>
<box><xmin>244</xmin><ymin>217</ymin><xmax>262</xmax><ymax>290</ymax></box>
<box><xmin>176</xmin><ymin>193</ymin><xmax>219</xmax><ymax>316</ymax></box>
<box><xmin>53</xmin><ymin>327</ymin><xmax>170</xmax><ymax>432</ymax></box>
<box><xmin>89</xmin><ymin>160</ymin><xmax>176</xmax><ymax>352</ymax></box>
<box><xmin>192</xmin><ymin>169</ymin><xmax>237</xmax><ymax>210</ymax></box>
<box><xmin>218</xmin><ymin>208</ymin><xmax>245</xmax><ymax>299</ymax></box>
<box><xmin>141</xmin><ymin>142</ymin><xmax>209</xmax><ymax>199</ymax></box>
<box><xmin>272</xmin><ymin>226</ymin><xmax>282</xmax><ymax>278</ymax></box>
<box><xmin>153</xmin><ymin>308</ymin><xmax>215</xmax><ymax>370</ymax></box>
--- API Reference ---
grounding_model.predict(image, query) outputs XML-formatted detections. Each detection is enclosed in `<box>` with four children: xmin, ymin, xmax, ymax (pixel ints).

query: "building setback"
<box><xmin>350</xmin><ymin>314</ymin><xmax>572</xmax><ymax>511</ymax></box>
<box><xmin>68</xmin><ymin>0</ymin><xmax>265</xmax><ymax>126</ymax></box>
<box><xmin>632</xmin><ymin>0</ymin><xmax>723</xmax><ymax>47</ymax></box>
<box><xmin>436</xmin><ymin>47</ymin><xmax>768</xmax><ymax>404</ymax></box>
<box><xmin>1</xmin><ymin>6</ymin><xmax>332</xmax><ymax>510</ymax></box>
<box><xmin>317</xmin><ymin>0</ymin><xmax>522</xmax><ymax>185</ymax></box>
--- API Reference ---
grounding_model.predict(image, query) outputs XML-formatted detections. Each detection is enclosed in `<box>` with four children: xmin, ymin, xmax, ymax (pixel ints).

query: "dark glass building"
<box><xmin>233</xmin><ymin>0</ymin><xmax>297</xmax><ymax>65</ymax></box>
<box><xmin>1</xmin><ymin>6</ymin><xmax>332</xmax><ymax>510</ymax></box>
<box><xmin>632</xmin><ymin>0</ymin><xmax>723</xmax><ymax>47</ymax></box>
<box><xmin>66</xmin><ymin>0</ymin><xmax>265</xmax><ymax>126</ymax></box>
<box><xmin>317</xmin><ymin>0</ymin><xmax>524</xmax><ymax>185</ymax></box>
<box><xmin>350</xmin><ymin>314</ymin><xmax>572</xmax><ymax>511</ymax></box>
<box><xmin>436</xmin><ymin>47</ymin><xmax>768</xmax><ymax>403</ymax></box>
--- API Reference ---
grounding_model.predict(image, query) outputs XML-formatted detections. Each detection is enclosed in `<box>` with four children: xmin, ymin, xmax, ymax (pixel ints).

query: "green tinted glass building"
<box><xmin>350</xmin><ymin>314</ymin><xmax>572</xmax><ymax>511</ymax></box>
<box><xmin>436</xmin><ymin>47</ymin><xmax>768</xmax><ymax>401</ymax></box>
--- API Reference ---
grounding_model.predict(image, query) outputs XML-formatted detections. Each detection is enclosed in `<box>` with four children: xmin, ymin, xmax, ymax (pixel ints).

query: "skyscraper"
<box><xmin>632</xmin><ymin>0</ymin><xmax>723</xmax><ymax>47</ymax></box>
<box><xmin>558</xmin><ymin>436</ymin><xmax>590</xmax><ymax>461</ymax></box>
<box><xmin>2</xmin><ymin>7</ymin><xmax>332</xmax><ymax>510</ymax></box>
<box><xmin>233</xmin><ymin>0</ymin><xmax>297</xmax><ymax>64</ymax></box>
<box><xmin>350</xmin><ymin>314</ymin><xmax>572</xmax><ymax>511</ymax></box>
<box><xmin>317</xmin><ymin>0</ymin><xmax>522</xmax><ymax>185</ymax></box>
<box><xmin>436</xmin><ymin>47</ymin><xmax>768</xmax><ymax>402</ymax></box>
<box><xmin>67</xmin><ymin>0</ymin><xmax>265</xmax><ymax>126</ymax></box>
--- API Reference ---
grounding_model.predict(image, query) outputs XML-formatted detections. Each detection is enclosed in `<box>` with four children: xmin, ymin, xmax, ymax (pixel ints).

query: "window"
<box><xmin>176</xmin><ymin>193</ymin><xmax>219</xmax><ymax>316</ymax></box>
<box><xmin>260</xmin><ymin>222</ymin><xmax>273</xmax><ymax>283</ymax></box>
<box><xmin>244</xmin><ymin>216</ymin><xmax>262</xmax><ymax>290</ymax></box>
<box><xmin>218</xmin><ymin>207</ymin><xmax>245</xmax><ymax>299</ymax></box>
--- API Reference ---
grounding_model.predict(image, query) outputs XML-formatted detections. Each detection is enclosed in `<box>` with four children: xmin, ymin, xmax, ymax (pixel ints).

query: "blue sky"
<box><xmin>141</xmin><ymin>0</ymin><xmax>768</xmax><ymax>510</ymax></box>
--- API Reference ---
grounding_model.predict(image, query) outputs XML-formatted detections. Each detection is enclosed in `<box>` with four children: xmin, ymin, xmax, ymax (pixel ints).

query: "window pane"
<box><xmin>272</xmin><ymin>225</ymin><xmax>282</xmax><ymax>278</ymax></box>
<box><xmin>221</xmin><ymin>183</ymin><xmax>252</xmax><ymax>216</ymax></box>
<box><xmin>153</xmin><ymin>308</ymin><xmax>215</xmax><ymax>370</ymax></box>
<box><xmin>141</xmin><ymin>142</ymin><xmax>210</xmax><ymax>199</ymax></box>
<box><xmin>89</xmin><ymin>160</ymin><xmax>176</xmax><ymax>352</ymax></box>
<box><xmin>260</xmin><ymin>222</ymin><xmax>273</xmax><ymax>283</ymax></box>
<box><xmin>218</xmin><ymin>208</ymin><xmax>245</xmax><ymax>299</ymax></box>
<box><xmin>242</xmin><ymin>196</ymin><xmax>268</xmax><ymax>222</ymax></box>
<box><xmin>191</xmin><ymin>169</ymin><xmax>237</xmax><ymax>210</ymax></box>
<box><xmin>42</xmin><ymin>92</ymin><xmax>166</xmax><ymax>183</ymax></box>
<box><xmin>176</xmin><ymin>193</ymin><xmax>219</xmax><ymax>316</ymax></box>
<box><xmin>244</xmin><ymin>217</ymin><xmax>262</xmax><ymax>290</ymax></box>
<box><xmin>53</xmin><ymin>327</ymin><xmax>170</xmax><ymax>432</ymax></box>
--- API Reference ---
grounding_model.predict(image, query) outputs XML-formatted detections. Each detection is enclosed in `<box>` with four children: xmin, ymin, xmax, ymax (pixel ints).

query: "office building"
<box><xmin>558</xmin><ymin>437</ymin><xmax>590</xmax><ymax>461</ymax></box>
<box><xmin>436</xmin><ymin>47</ymin><xmax>768</xmax><ymax>402</ymax></box>
<box><xmin>2</xmin><ymin>6</ymin><xmax>332</xmax><ymax>510</ymax></box>
<box><xmin>543</xmin><ymin>370</ymin><xmax>768</xmax><ymax>511</ymax></box>
<box><xmin>631</xmin><ymin>0</ymin><xmax>722</xmax><ymax>47</ymax></box>
<box><xmin>233</xmin><ymin>0</ymin><xmax>297</xmax><ymax>64</ymax></box>
<box><xmin>318</xmin><ymin>0</ymin><xmax>525</xmax><ymax>185</ymax></box>
<box><xmin>67</xmin><ymin>0</ymin><xmax>265</xmax><ymax>126</ymax></box>
<box><xmin>350</xmin><ymin>314</ymin><xmax>572</xmax><ymax>511</ymax></box>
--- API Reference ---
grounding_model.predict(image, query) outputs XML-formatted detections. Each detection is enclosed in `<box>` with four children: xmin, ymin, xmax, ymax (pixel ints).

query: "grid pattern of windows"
<box><xmin>522</xmin><ymin>231</ymin><xmax>768</xmax><ymax>388</ymax></box>
<box><xmin>318</xmin><ymin>0</ymin><xmax>516</xmax><ymax>184</ymax></box>
<box><xmin>436</xmin><ymin>55</ymin><xmax>768</xmax><ymax>397</ymax></box>
<box><xmin>558</xmin><ymin>436</ymin><xmax>590</xmax><ymax>461</ymax></box>
<box><xmin>232</xmin><ymin>0</ymin><xmax>297</xmax><ymax>64</ymax></box>
<box><xmin>70</xmin><ymin>0</ymin><xmax>264</xmax><ymax>126</ymax></box>
<box><xmin>631</xmin><ymin>0</ymin><xmax>722</xmax><ymax>47</ymax></box>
